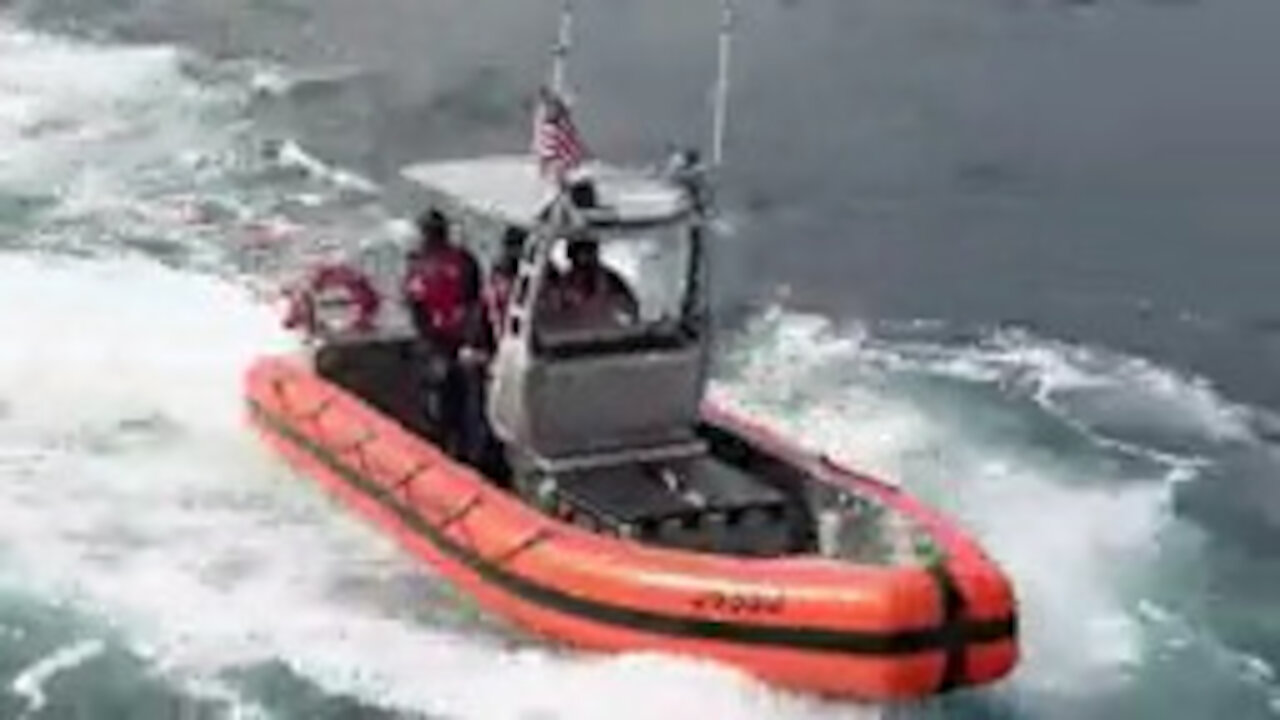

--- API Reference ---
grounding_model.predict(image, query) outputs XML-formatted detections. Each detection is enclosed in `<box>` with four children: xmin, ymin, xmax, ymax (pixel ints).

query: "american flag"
<box><xmin>532</xmin><ymin>86</ymin><xmax>588</xmax><ymax>181</ymax></box>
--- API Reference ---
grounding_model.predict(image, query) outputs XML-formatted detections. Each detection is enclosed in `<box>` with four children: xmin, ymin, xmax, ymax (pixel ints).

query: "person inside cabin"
<box><xmin>483</xmin><ymin>225</ymin><xmax>527</xmax><ymax>338</ymax></box>
<box><xmin>542</xmin><ymin>234</ymin><xmax>639</xmax><ymax>330</ymax></box>
<box><xmin>401</xmin><ymin>208</ymin><xmax>487</xmax><ymax>453</ymax></box>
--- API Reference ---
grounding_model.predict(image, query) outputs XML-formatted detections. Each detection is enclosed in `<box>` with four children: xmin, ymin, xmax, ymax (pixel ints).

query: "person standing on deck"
<box><xmin>401</xmin><ymin>209</ymin><xmax>485</xmax><ymax>453</ymax></box>
<box><xmin>483</xmin><ymin>226</ymin><xmax>528</xmax><ymax>338</ymax></box>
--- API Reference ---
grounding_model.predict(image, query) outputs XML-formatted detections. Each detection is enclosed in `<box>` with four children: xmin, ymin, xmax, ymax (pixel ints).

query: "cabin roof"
<box><xmin>401</xmin><ymin>154</ymin><xmax>691</xmax><ymax>230</ymax></box>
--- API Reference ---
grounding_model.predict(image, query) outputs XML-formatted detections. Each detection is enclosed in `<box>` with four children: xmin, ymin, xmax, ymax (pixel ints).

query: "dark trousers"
<box><xmin>414</xmin><ymin>338</ymin><xmax>491</xmax><ymax>465</ymax></box>
<box><xmin>413</xmin><ymin>338</ymin><xmax>461</xmax><ymax>447</ymax></box>
<box><xmin>456</xmin><ymin>363</ymin><xmax>491</xmax><ymax>465</ymax></box>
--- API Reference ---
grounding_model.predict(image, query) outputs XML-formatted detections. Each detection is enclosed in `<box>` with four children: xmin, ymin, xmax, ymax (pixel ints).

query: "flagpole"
<box><xmin>710</xmin><ymin>0</ymin><xmax>735</xmax><ymax>170</ymax></box>
<box><xmin>550</xmin><ymin>0</ymin><xmax>574</xmax><ymax>97</ymax></box>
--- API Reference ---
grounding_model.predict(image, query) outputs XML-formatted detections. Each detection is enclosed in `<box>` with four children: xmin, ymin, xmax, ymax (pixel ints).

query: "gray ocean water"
<box><xmin>1</xmin><ymin>0</ymin><xmax>1278</xmax><ymax>718</ymax></box>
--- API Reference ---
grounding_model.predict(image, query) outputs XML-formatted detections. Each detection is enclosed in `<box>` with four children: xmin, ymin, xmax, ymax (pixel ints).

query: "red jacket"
<box><xmin>403</xmin><ymin>244</ymin><xmax>480</xmax><ymax>346</ymax></box>
<box><xmin>553</xmin><ymin>268</ymin><xmax>639</xmax><ymax>323</ymax></box>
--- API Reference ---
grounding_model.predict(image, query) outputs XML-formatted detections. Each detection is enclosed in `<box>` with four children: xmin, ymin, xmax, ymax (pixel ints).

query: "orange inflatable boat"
<box><xmin>245</xmin><ymin>70</ymin><xmax>1017</xmax><ymax>697</ymax></box>
<box><xmin>245</xmin><ymin>346</ymin><xmax>1015</xmax><ymax>700</ymax></box>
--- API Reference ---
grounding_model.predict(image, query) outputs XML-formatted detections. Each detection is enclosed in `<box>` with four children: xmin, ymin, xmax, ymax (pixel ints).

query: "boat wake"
<box><xmin>714</xmin><ymin>309</ymin><xmax>1280</xmax><ymax>718</ymax></box>
<box><xmin>0</xmin><ymin>255</ymin><xmax>873</xmax><ymax>720</ymax></box>
<box><xmin>3</xmin><ymin>250</ymin><xmax>1275</xmax><ymax>718</ymax></box>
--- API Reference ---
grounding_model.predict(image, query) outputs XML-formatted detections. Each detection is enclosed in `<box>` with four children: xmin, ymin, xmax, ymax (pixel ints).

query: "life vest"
<box><xmin>283</xmin><ymin>263</ymin><xmax>380</xmax><ymax>337</ymax></box>
<box><xmin>559</xmin><ymin>272</ymin><xmax>616</xmax><ymax>315</ymax></box>
<box><xmin>550</xmin><ymin>269</ymin><xmax>640</xmax><ymax>328</ymax></box>
<box><xmin>558</xmin><ymin>278</ymin><xmax>593</xmax><ymax>309</ymax></box>
<box><xmin>404</xmin><ymin>245</ymin><xmax>471</xmax><ymax>341</ymax></box>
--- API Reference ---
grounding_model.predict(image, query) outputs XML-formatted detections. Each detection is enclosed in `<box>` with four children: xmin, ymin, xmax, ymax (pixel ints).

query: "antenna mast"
<box><xmin>711</xmin><ymin>0</ymin><xmax>735</xmax><ymax>169</ymax></box>
<box><xmin>550</xmin><ymin>0</ymin><xmax>574</xmax><ymax>96</ymax></box>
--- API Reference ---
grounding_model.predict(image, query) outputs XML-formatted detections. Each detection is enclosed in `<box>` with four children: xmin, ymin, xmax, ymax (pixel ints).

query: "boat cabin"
<box><xmin>403</xmin><ymin>155</ymin><xmax>712</xmax><ymax>477</ymax></box>
<box><xmin>298</xmin><ymin>152</ymin><xmax>801</xmax><ymax>556</ymax></box>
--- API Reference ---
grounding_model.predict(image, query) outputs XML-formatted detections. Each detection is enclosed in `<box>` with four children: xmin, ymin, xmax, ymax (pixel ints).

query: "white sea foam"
<box><xmin>10</xmin><ymin>639</ymin><xmax>106</xmax><ymax>715</ymax></box>
<box><xmin>0</xmin><ymin>252</ymin><xmax>874</xmax><ymax>720</ymax></box>
<box><xmin>714</xmin><ymin>309</ymin><xmax>1212</xmax><ymax>704</ymax></box>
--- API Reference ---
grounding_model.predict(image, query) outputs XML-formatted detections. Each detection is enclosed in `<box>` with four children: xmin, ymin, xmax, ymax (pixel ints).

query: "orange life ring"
<box><xmin>283</xmin><ymin>263</ymin><xmax>380</xmax><ymax>336</ymax></box>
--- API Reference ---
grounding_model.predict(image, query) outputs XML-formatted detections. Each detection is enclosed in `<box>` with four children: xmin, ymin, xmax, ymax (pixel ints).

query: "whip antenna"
<box><xmin>550</xmin><ymin>0</ymin><xmax>575</xmax><ymax>96</ymax></box>
<box><xmin>711</xmin><ymin>0</ymin><xmax>736</xmax><ymax>169</ymax></box>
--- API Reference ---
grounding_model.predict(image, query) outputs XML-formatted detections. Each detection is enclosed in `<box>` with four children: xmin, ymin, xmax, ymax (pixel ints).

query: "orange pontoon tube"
<box><xmin>246</xmin><ymin>355</ymin><xmax>1016</xmax><ymax>700</ymax></box>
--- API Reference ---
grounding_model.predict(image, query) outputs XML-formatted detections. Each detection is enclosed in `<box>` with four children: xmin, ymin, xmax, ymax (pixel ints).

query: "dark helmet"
<box><xmin>416</xmin><ymin>208</ymin><xmax>449</xmax><ymax>240</ymax></box>
<box><xmin>502</xmin><ymin>226</ymin><xmax>527</xmax><ymax>251</ymax></box>
<box><xmin>567</xmin><ymin>236</ymin><xmax>598</xmax><ymax>265</ymax></box>
<box><xmin>568</xmin><ymin>179</ymin><xmax>599</xmax><ymax>209</ymax></box>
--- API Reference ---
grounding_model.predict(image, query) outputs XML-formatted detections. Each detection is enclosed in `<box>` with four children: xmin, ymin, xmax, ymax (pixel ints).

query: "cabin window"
<box><xmin>529</xmin><ymin>226</ymin><xmax>698</xmax><ymax>357</ymax></box>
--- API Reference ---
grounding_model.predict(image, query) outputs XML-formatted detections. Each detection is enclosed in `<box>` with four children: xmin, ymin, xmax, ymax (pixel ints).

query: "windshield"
<box><xmin>533</xmin><ymin>223</ymin><xmax>697</xmax><ymax>351</ymax></box>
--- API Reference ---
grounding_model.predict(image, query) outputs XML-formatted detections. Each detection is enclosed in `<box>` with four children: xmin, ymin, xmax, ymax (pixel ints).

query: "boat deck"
<box><xmin>311</xmin><ymin>339</ymin><xmax>815</xmax><ymax>556</ymax></box>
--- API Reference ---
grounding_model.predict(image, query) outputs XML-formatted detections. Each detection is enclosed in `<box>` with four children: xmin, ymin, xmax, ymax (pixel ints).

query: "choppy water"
<box><xmin>0</xmin><ymin>2</ymin><xmax>1277</xmax><ymax>718</ymax></box>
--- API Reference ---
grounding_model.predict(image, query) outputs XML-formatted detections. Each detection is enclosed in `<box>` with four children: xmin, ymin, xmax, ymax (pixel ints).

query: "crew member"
<box><xmin>546</xmin><ymin>235</ymin><xmax>639</xmax><ymax>328</ymax></box>
<box><xmin>401</xmin><ymin>209</ymin><xmax>484</xmax><ymax>450</ymax></box>
<box><xmin>483</xmin><ymin>226</ymin><xmax>527</xmax><ymax>338</ymax></box>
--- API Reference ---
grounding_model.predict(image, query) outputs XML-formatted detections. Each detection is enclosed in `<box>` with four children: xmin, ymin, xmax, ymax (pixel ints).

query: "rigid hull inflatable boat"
<box><xmin>244</xmin><ymin>2</ymin><xmax>1018</xmax><ymax>700</ymax></box>
<box><xmin>244</xmin><ymin>153</ymin><xmax>1018</xmax><ymax>699</ymax></box>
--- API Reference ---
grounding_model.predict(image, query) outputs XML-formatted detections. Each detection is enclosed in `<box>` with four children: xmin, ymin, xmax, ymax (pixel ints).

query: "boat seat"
<box><xmin>550</xmin><ymin>455</ymin><xmax>796</xmax><ymax>556</ymax></box>
<box><xmin>527</xmin><ymin>437</ymin><xmax>708</xmax><ymax>475</ymax></box>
